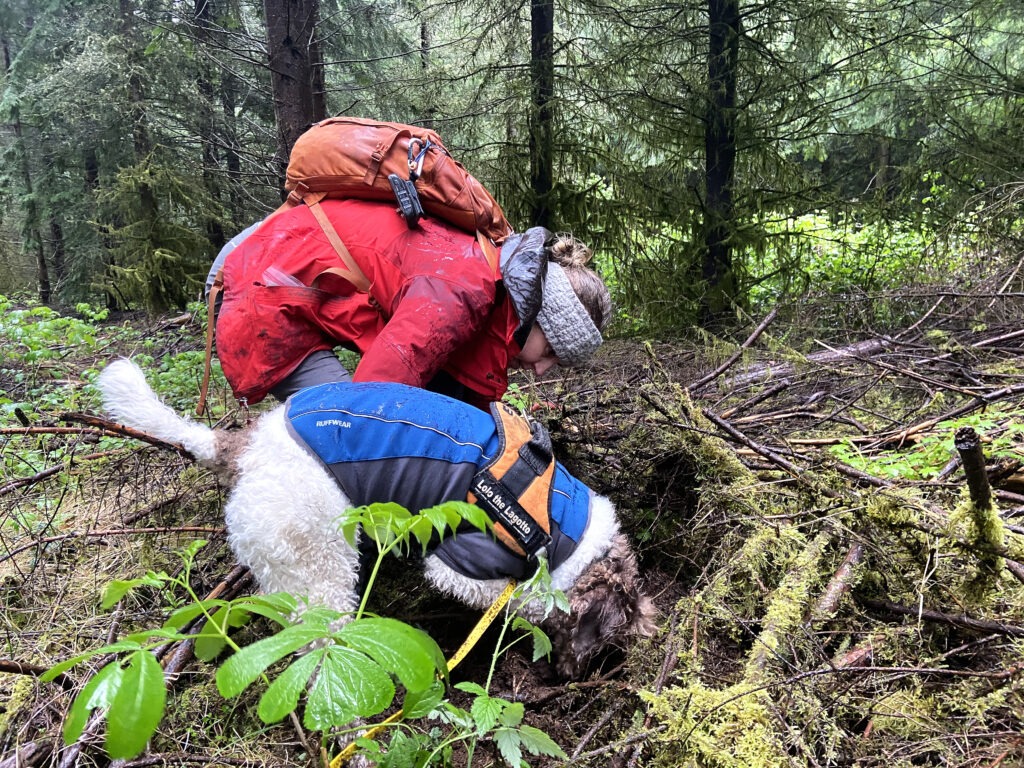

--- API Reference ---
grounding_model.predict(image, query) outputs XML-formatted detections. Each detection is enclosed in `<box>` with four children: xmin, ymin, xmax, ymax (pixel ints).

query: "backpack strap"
<box><xmin>476</xmin><ymin>231</ymin><xmax>500</xmax><ymax>277</ymax></box>
<box><xmin>305</xmin><ymin>195</ymin><xmax>372</xmax><ymax>293</ymax></box>
<box><xmin>195</xmin><ymin>268</ymin><xmax>224</xmax><ymax>416</ymax></box>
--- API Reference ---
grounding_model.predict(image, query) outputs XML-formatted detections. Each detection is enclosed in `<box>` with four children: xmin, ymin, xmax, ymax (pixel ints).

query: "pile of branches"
<box><xmin>526</xmin><ymin>289</ymin><xmax>1024</xmax><ymax>766</ymax></box>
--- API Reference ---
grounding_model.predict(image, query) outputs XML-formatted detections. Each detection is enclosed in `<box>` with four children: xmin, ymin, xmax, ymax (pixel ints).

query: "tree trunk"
<box><xmin>262</xmin><ymin>0</ymin><xmax>327</xmax><ymax>192</ymax></box>
<box><xmin>1</xmin><ymin>30</ymin><xmax>51</xmax><ymax>304</ymax></box>
<box><xmin>120</xmin><ymin>0</ymin><xmax>156</xmax><ymax>223</ymax></box>
<box><xmin>195</xmin><ymin>0</ymin><xmax>226</xmax><ymax>250</ymax></box>
<box><xmin>529</xmin><ymin>0</ymin><xmax>554</xmax><ymax>229</ymax></box>
<box><xmin>48</xmin><ymin>218</ymin><xmax>67</xmax><ymax>292</ymax></box>
<box><xmin>701</xmin><ymin>0</ymin><xmax>741</xmax><ymax>328</ymax></box>
<box><xmin>220</xmin><ymin>71</ymin><xmax>244</xmax><ymax>221</ymax></box>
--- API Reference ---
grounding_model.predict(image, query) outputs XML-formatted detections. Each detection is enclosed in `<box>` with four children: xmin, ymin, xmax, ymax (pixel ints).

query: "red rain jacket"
<box><xmin>215</xmin><ymin>199</ymin><xmax>520</xmax><ymax>407</ymax></box>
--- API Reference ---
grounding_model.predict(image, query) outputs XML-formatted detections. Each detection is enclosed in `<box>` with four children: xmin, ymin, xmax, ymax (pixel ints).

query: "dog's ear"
<box><xmin>552</xmin><ymin>534</ymin><xmax>658</xmax><ymax>678</ymax></box>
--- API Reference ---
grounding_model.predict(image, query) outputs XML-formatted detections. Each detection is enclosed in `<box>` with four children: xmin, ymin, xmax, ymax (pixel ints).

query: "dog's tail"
<box><xmin>97</xmin><ymin>359</ymin><xmax>218</xmax><ymax>463</ymax></box>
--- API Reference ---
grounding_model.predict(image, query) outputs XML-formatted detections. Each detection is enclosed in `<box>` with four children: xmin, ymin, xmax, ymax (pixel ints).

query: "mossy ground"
<box><xmin>4</xmin><ymin>292</ymin><xmax>1024</xmax><ymax>766</ymax></box>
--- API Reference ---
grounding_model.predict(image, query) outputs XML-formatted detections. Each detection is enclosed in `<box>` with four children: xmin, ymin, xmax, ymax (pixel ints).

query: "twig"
<box><xmin>719</xmin><ymin>381</ymin><xmax>790</xmax><ymax>419</ymax></box>
<box><xmin>118</xmin><ymin>755</ymin><xmax>255</xmax><ymax>767</ymax></box>
<box><xmin>571</xmin><ymin>725</ymin><xmax>669</xmax><ymax>762</ymax></box>
<box><xmin>725</xmin><ymin>336</ymin><xmax>893</xmax><ymax>388</ymax></box>
<box><xmin>289</xmin><ymin>711</ymin><xmax>314</xmax><ymax>760</ymax></box>
<box><xmin>813</xmin><ymin>339</ymin><xmax>984</xmax><ymax>398</ymax></box>
<box><xmin>895</xmin><ymin>297</ymin><xmax>945</xmax><ymax>339</ymax></box>
<box><xmin>59</xmin><ymin>412</ymin><xmax>191</xmax><ymax>456</ymax></box>
<box><xmin>829</xmin><ymin>459</ymin><xmax>892</xmax><ymax>488</ymax></box>
<box><xmin>122</xmin><ymin>492</ymin><xmax>193</xmax><ymax>525</ymax></box>
<box><xmin>0</xmin><ymin>426</ymin><xmax>112</xmax><ymax>437</ymax></box>
<box><xmin>699</xmin><ymin>407</ymin><xmax>845</xmax><ymax>499</ymax></box>
<box><xmin>158</xmin><ymin>565</ymin><xmax>254</xmax><ymax>672</ymax></box>
<box><xmin>688</xmin><ymin>306</ymin><xmax>779</xmax><ymax>392</ymax></box>
<box><xmin>0</xmin><ymin>740</ymin><xmax>52</xmax><ymax>768</ymax></box>
<box><xmin>806</xmin><ymin>542</ymin><xmax>865</xmax><ymax>625</ymax></box>
<box><xmin>571</xmin><ymin>701</ymin><xmax>625</xmax><ymax>759</ymax></box>
<box><xmin>625</xmin><ymin>609</ymin><xmax>681</xmax><ymax>768</ymax></box>
<box><xmin>1</xmin><ymin>527</ymin><xmax>226</xmax><ymax>564</ymax></box>
<box><xmin>974</xmin><ymin>327</ymin><xmax>1024</xmax><ymax>348</ymax></box>
<box><xmin>520</xmin><ymin>665</ymin><xmax>629</xmax><ymax>705</ymax></box>
<box><xmin>0</xmin><ymin>659</ymin><xmax>75</xmax><ymax>690</ymax></box>
<box><xmin>867</xmin><ymin>383</ymin><xmax>1024</xmax><ymax>451</ymax></box>
<box><xmin>0</xmin><ymin>449</ymin><xmax>124</xmax><ymax>497</ymax></box>
<box><xmin>700</xmin><ymin>409</ymin><xmax>804</xmax><ymax>478</ymax></box>
<box><xmin>859</xmin><ymin>597</ymin><xmax>1024</xmax><ymax>638</ymax></box>
<box><xmin>829</xmin><ymin>635</ymin><xmax>887</xmax><ymax>668</ymax></box>
<box><xmin>1005</xmin><ymin>561</ymin><xmax>1024</xmax><ymax>586</ymax></box>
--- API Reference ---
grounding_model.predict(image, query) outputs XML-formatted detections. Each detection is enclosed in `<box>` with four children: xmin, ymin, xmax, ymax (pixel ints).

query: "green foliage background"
<box><xmin>1</xmin><ymin>0</ymin><xmax>1022</xmax><ymax>329</ymax></box>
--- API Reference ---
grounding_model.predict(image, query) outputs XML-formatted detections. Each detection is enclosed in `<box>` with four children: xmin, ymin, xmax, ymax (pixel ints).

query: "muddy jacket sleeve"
<box><xmin>352</xmin><ymin>273</ymin><xmax>497</xmax><ymax>389</ymax></box>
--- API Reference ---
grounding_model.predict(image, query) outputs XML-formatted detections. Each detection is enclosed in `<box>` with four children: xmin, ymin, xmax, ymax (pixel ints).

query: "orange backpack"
<box><xmin>277</xmin><ymin>116</ymin><xmax>513</xmax><ymax>243</ymax></box>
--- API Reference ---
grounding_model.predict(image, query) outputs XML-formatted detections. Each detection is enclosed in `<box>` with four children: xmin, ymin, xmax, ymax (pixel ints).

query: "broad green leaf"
<box><xmin>454</xmin><ymin>681</ymin><xmax>487</xmax><ymax>697</ymax></box>
<box><xmin>338</xmin><ymin>618</ymin><xmax>446</xmax><ymax>691</ymax></box>
<box><xmin>295</xmin><ymin>604</ymin><xmax>345</xmax><ymax>631</ymax></box>
<box><xmin>106</xmin><ymin>651</ymin><xmax>166</xmax><ymax>759</ymax></box>
<box><xmin>163</xmin><ymin>599</ymin><xmax>227</xmax><ymax>631</ymax></box>
<box><xmin>257</xmin><ymin>650</ymin><xmax>323</xmax><ymax>723</ymax></box>
<box><xmin>406</xmin><ymin>514</ymin><xmax>436</xmax><ymax>553</ymax></box>
<box><xmin>62</xmin><ymin>662</ymin><xmax>124</xmax><ymax>743</ymax></box>
<box><xmin>123</xmin><ymin>628</ymin><xmax>188</xmax><ymax>644</ymax></box>
<box><xmin>438</xmin><ymin>701</ymin><xmax>474</xmax><ymax>730</ymax></box>
<box><xmin>470</xmin><ymin>694</ymin><xmax>503</xmax><ymax>734</ymax></box>
<box><xmin>448</xmin><ymin>501</ymin><xmax>491</xmax><ymax>533</ymax></box>
<box><xmin>231</xmin><ymin>593</ymin><xmax>300</xmax><ymax>627</ymax></box>
<box><xmin>402</xmin><ymin>679</ymin><xmax>445</xmax><ymax>719</ymax></box>
<box><xmin>418</xmin><ymin>503</ymin><xmax>460</xmax><ymax>539</ymax></box>
<box><xmin>216</xmin><ymin>626</ymin><xmax>324</xmax><ymax>698</ymax></box>
<box><xmin>43</xmin><ymin>640</ymin><xmax>142</xmax><ymax>682</ymax></box>
<box><xmin>360</xmin><ymin>502</ymin><xmax>412</xmax><ymax>549</ymax></box>
<box><xmin>179</xmin><ymin>539</ymin><xmax>208</xmax><ymax>559</ymax></box>
<box><xmin>494</xmin><ymin>727</ymin><xmax>524</xmax><ymax>768</ymax></box>
<box><xmin>498</xmin><ymin>701</ymin><xmax>524</xmax><ymax>727</ymax></box>
<box><xmin>194</xmin><ymin>607</ymin><xmax>233</xmax><ymax>662</ymax></box>
<box><xmin>516</xmin><ymin>724</ymin><xmax>567</xmax><ymax>758</ymax></box>
<box><xmin>513</xmin><ymin>619</ymin><xmax>552</xmax><ymax>662</ymax></box>
<box><xmin>102</xmin><ymin>575</ymin><xmax>165</xmax><ymax>609</ymax></box>
<box><xmin>304</xmin><ymin>646</ymin><xmax>395</xmax><ymax>729</ymax></box>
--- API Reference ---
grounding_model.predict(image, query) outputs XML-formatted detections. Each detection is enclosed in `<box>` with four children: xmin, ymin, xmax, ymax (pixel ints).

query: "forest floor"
<box><xmin>3</xmin><ymin>285</ymin><xmax>1024</xmax><ymax>767</ymax></box>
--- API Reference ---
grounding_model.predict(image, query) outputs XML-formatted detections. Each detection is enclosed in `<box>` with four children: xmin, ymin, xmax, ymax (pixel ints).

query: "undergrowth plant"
<box><xmin>829</xmin><ymin>411</ymin><xmax>1024</xmax><ymax>481</ymax></box>
<box><xmin>43</xmin><ymin>502</ymin><xmax>567</xmax><ymax>766</ymax></box>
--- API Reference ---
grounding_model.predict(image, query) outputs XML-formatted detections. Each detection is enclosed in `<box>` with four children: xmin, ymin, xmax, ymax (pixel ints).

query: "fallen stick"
<box><xmin>1</xmin><ymin>527</ymin><xmax>226</xmax><ymax>564</ymax></box>
<box><xmin>688</xmin><ymin>306</ymin><xmax>779</xmax><ymax>392</ymax></box>
<box><xmin>0</xmin><ymin>449</ymin><xmax>125</xmax><ymax>497</ymax></box>
<box><xmin>806</xmin><ymin>542</ymin><xmax>865</xmax><ymax>625</ymax></box>
<box><xmin>60</xmin><ymin>412</ymin><xmax>191</xmax><ymax>456</ymax></box>
<box><xmin>859</xmin><ymin>597</ymin><xmax>1024</xmax><ymax>638</ymax></box>
<box><xmin>0</xmin><ymin>659</ymin><xmax>75</xmax><ymax>690</ymax></box>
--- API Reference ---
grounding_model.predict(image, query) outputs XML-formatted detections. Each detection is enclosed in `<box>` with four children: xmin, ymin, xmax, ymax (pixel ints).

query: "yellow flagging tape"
<box><xmin>329</xmin><ymin>579</ymin><xmax>518</xmax><ymax>768</ymax></box>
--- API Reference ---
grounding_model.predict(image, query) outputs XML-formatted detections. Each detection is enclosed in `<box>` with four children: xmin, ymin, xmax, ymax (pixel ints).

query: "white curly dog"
<box><xmin>98</xmin><ymin>359</ymin><xmax>656</xmax><ymax>678</ymax></box>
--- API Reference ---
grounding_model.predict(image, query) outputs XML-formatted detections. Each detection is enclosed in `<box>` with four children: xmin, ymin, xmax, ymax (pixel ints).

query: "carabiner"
<box><xmin>407</xmin><ymin>137</ymin><xmax>432</xmax><ymax>181</ymax></box>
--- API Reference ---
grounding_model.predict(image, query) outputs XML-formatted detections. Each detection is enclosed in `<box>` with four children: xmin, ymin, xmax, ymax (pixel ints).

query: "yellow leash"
<box><xmin>329</xmin><ymin>579</ymin><xmax>518</xmax><ymax>768</ymax></box>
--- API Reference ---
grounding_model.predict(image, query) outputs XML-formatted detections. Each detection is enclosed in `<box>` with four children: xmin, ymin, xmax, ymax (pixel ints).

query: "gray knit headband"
<box><xmin>536</xmin><ymin>262</ymin><xmax>603</xmax><ymax>366</ymax></box>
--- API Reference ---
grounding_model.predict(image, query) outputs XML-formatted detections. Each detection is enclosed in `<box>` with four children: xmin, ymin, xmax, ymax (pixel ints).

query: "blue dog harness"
<box><xmin>284</xmin><ymin>382</ymin><xmax>592</xmax><ymax>580</ymax></box>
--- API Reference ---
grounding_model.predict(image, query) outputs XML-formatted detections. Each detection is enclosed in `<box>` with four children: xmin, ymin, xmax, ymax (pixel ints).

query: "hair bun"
<box><xmin>548</xmin><ymin>233</ymin><xmax>593</xmax><ymax>268</ymax></box>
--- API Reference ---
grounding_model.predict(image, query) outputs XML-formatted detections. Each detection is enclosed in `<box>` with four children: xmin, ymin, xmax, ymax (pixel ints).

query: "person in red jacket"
<box><xmin>210</xmin><ymin>198</ymin><xmax>611</xmax><ymax>409</ymax></box>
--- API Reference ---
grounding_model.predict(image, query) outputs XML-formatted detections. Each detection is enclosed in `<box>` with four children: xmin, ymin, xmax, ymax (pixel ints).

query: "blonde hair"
<box><xmin>548</xmin><ymin>234</ymin><xmax>613</xmax><ymax>331</ymax></box>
